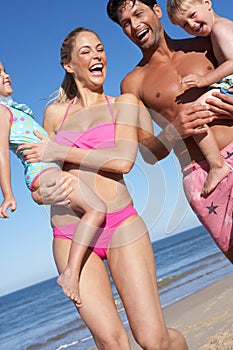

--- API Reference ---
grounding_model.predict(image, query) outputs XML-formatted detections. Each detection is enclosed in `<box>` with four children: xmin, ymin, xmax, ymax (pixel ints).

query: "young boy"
<box><xmin>167</xmin><ymin>0</ymin><xmax>233</xmax><ymax>194</ymax></box>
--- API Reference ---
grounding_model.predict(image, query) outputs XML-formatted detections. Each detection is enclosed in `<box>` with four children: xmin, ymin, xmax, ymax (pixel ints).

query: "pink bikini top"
<box><xmin>54</xmin><ymin>95</ymin><xmax>115</xmax><ymax>150</ymax></box>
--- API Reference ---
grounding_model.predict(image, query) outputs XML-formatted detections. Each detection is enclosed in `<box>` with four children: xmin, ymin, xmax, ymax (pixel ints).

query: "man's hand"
<box><xmin>32</xmin><ymin>176</ymin><xmax>73</xmax><ymax>206</ymax></box>
<box><xmin>172</xmin><ymin>104</ymin><xmax>215</xmax><ymax>139</ymax></box>
<box><xmin>206</xmin><ymin>90</ymin><xmax>233</xmax><ymax>118</ymax></box>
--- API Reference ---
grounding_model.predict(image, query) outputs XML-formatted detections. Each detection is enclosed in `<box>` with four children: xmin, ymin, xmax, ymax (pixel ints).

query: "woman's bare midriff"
<box><xmin>51</xmin><ymin>165</ymin><xmax>133</xmax><ymax>228</ymax></box>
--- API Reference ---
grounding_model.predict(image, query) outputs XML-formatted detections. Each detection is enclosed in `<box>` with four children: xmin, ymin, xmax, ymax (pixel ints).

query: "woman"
<box><xmin>18</xmin><ymin>27</ymin><xmax>188</xmax><ymax>349</ymax></box>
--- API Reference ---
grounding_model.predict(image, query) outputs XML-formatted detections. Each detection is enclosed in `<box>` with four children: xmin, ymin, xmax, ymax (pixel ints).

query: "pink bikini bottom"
<box><xmin>53</xmin><ymin>205</ymin><xmax>138</xmax><ymax>259</ymax></box>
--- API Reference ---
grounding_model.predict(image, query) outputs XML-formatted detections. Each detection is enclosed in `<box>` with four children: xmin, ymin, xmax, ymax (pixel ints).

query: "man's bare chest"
<box><xmin>139</xmin><ymin>51</ymin><xmax>214</xmax><ymax>120</ymax></box>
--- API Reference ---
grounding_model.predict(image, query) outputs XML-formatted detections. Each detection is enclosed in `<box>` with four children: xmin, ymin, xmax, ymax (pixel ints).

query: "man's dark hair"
<box><xmin>107</xmin><ymin>0</ymin><xmax>158</xmax><ymax>25</ymax></box>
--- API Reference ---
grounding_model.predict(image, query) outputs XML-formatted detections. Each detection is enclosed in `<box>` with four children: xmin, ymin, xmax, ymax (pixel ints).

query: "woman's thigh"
<box><xmin>53</xmin><ymin>238</ymin><xmax>130</xmax><ymax>348</ymax></box>
<box><xmin>107</xmin><ymin>216</ymin><xmax>167</xmax><ymax>339</ymax></box>
<box><xmin>79</xmin><ymin>252</ymin><xmax>130</xmax><ymax>345</ymax></box>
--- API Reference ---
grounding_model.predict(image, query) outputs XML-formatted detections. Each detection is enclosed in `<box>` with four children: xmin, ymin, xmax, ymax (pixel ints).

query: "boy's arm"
<box><xmin>182</xmin><ymin>22</ymin><xmax>233</xmax><ymax>88</ymax></box>
<box><xmin>182</xmin><ymin>59</ymin><xmax>233</xmax><ymax>88</ymax></box>
<box><xmin>206</xmin><ymin>21</ymin><xmax>233</xmax><ymax>85</ymax></box>
<box><xmin>0</xmin><ymin>105</ymin><xmax>16</xmax><ymax>218</ymax></box>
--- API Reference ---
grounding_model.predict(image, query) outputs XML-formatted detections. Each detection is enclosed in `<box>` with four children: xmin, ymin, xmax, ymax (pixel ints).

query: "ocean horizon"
<box><xmin>1</xmin><ymin>225</ymin><xmax>233</xmax><ymax>350</ymax></box>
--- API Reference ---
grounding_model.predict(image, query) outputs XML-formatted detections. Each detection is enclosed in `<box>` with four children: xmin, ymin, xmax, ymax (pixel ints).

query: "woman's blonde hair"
<box><xmin>54</xmin><ymin>27</ymin><xmax>101</xmax><ymax>103</ymax></box>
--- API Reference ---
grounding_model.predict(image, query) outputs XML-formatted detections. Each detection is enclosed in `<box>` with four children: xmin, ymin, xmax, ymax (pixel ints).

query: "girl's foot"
<box><xmin>57</xmin><ymin>268</ymin><xmax>82</xmax><ymax>307</ymax></box>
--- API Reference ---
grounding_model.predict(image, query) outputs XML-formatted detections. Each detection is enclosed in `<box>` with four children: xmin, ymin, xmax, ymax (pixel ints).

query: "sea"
<box><xmin>1</xmin><ymin>225</ymin><xmax>233</xmax><ymax>350</ymax></box>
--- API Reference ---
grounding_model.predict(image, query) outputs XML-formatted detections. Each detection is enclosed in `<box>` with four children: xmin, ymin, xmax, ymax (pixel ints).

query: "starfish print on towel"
<box><xmin>206</xmin><ymin>202</ymin><xmax>218</xmax><ymax>215</ymax></box>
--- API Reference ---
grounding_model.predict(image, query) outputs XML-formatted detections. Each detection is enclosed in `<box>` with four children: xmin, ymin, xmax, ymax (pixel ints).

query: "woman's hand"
<box><xmin>32</xmin><ymin>176</ymin><xmax>73</xmax><ymax>206</ymax></box>
<box><xmin>206</xmin><ymin>89</ymin><xmax>233</xmax><ymax>119</ymax></box>
<box><xmin>17</xmin><ymin>129</ymin><xmax>59</xmax><ymax>163</ymax></box>
<box><xmin>0</xmin><ymin>195</ymin><xmax>17</xmax><ymax>218</ymax></box>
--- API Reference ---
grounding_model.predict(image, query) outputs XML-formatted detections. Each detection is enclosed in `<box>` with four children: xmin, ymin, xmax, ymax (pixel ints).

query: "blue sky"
<box><xmin>0</xmin><ymin>0</ymin><xmax>231</xmax><ymax>296</ymax></box>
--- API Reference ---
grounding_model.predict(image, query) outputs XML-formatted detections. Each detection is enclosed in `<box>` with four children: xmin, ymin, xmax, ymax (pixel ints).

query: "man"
<box><xmin>107</xmin><ymin>0</ymin><xmax>233</xmax><ymax>261</ymax></box>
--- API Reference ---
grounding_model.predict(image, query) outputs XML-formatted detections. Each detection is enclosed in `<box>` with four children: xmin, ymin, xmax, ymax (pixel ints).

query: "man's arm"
<box><xmin>121</xmin><ymin>64</ymin><xmax>217</xmax><ymax>159</ymax></box>
<box><xmin>123</xmin><ymin>80</ymin><xmax>215</xmax><ymax>164</ymax></box>
<box><xmin>137</xmin><ymin>102</ymin><xmax>171</xmax><ymax>164</ymax></box>
<box><xmin>138</xmin><ymin>104</ymin><xmax>214</xmax><ymax>164</ymax></box>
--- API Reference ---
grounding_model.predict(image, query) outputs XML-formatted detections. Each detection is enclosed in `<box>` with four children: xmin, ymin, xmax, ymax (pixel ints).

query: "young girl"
<box><xmin>167</xmin><ymin>0</ymin><xmax>233</xmax><ymax>195</ymax></box>
<box><xmin>0</xmin><ymin>61</ymin><xmax>107</xmax><ymax>306</ymax></box>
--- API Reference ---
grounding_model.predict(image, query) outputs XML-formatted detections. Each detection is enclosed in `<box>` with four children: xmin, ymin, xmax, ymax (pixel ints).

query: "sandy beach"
<box><xmin>92</xmin><ymin>273</ymin><xmax>233</xmax><ymax>350</ymax></box>
<box><xmin>163</xmin><ymin>273</ymin><xmax>233</xmax><ymax>350</ymax></box>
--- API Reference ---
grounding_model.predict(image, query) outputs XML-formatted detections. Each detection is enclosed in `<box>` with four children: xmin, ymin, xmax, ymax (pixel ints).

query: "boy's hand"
<box><xmin>181</xmin><ymin>73</ymin><xmax>208</xmax><ymax>88</ymax></box>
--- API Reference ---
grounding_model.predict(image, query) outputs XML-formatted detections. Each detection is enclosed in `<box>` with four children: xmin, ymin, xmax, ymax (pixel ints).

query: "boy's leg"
<box><xmin>193</xmin><ymin>90</ymin><xmax>231</xmax><ymax>194</ymax></box>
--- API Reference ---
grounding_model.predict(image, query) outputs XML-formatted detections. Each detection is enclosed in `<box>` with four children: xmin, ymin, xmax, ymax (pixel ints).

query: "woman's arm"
<box><xmin>18</xmin><ymin>94</ymin><xmax>140</xmax><ymax>174</ymax></box>
<box><xmin>0</xmin><ymin>105</ymin><xmax>16</xmax><ymax>217</ymax></box>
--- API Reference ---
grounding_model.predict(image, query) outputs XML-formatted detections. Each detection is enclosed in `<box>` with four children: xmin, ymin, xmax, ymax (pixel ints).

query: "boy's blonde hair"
<box><xmin>167</xmin><ymin>0</ymin><xmax>203</xmax><ymax>24</ymax></box>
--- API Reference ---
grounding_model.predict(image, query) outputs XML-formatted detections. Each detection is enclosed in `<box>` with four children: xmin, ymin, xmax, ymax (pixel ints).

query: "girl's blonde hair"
<box><xmin>54</xmin><ymin>27</ymin><xmax>101</xmax><ymax>103</ymax></box>
<box><xmin>167</xmin><ymin>0</ymin><xmax>203</xmax><ymax>24</ymax></box>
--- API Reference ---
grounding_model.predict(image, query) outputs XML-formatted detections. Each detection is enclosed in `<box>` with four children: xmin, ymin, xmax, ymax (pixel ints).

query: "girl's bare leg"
<box><xmin>53</xmin><ymin>238</ymin><xmax>131</xmax><ymax>350</ymax></box>
<box><xmin>108</xmin><ymin>215</ymin><xmax>188</xmax><ymax>350</ymax></box>
<box><xmin>193</xmin><ymin>89</ymin><xmax>231</xmax><ymax>195</ymax></box>
<box><xmin>34</xmin><ymin>169</ymin><xmax>106</xmax><ymax>305</ymax></box>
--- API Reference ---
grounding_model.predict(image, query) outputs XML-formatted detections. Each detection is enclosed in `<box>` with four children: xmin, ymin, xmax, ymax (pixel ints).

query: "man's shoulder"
<box><xmin>173</xmin><ymin>36</ymin><xmax>213</xmax><ymax>53</ymax></box>
<box><xmin>121</xmin><ymin>65</ymin><xmax>144</xmax><ymax>96</ymax></box>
